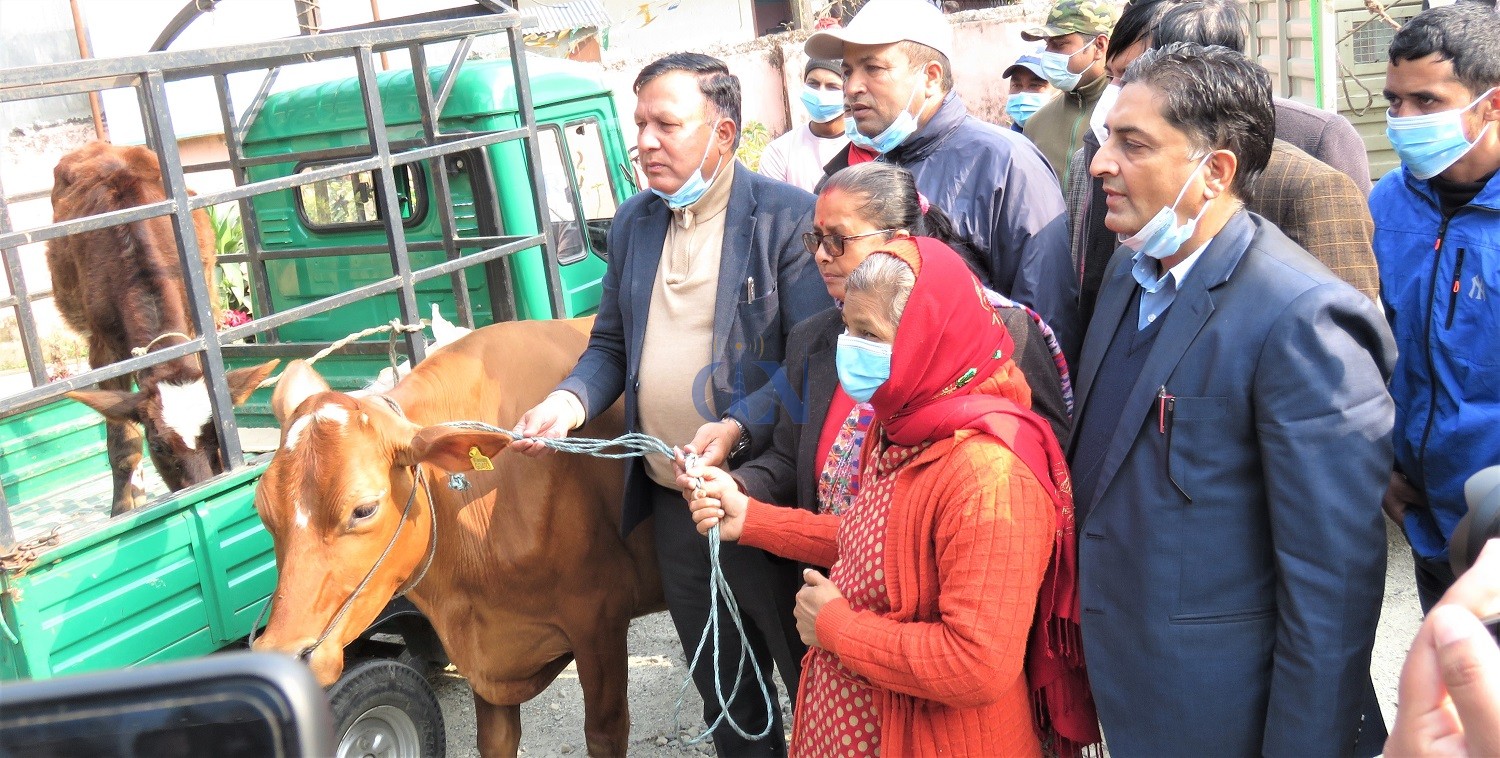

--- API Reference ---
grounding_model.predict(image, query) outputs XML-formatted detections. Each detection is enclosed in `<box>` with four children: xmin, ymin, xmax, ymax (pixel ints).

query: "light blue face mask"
<box><xmin>1386</xmin><ymin>87</ymin><xmax>1498</xmax><ymax>181</ymax></box>
<box><xmin>801</xmin><ymin>85</ymin><xmax>845</xmax><ymax>124</ymax></box>
<box><xmin>844</xmin><ymin>80</ymin><xmax>925</xmax><ymax>155</ymax></box>
<box><xmin>1037</xmin><ymin>44</ymin><xmax>1090</xmax><ymax>92</ymax></box>
<box><xmin>650</xmin><ymin>121</ymin><xmax>728</xmax><ymax>209</ymax></box>
<box><xmin>836</xmin><ymin>333</ymin><xmax>892</xmax><ymax>403</ymax></box>
<box><xmin>1005</xmin><ymin>92</ymin><xmax>1050</xmax><ymax>128</ymax></box>
<box><xmin>1120</xmin><ymin>153</ymin><xmax>1213</xmax><ymax>260</ymax></box>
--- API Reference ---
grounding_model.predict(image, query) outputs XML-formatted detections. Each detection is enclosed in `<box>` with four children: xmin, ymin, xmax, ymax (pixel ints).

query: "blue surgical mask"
<box><xmin>1120</xmin><ymin>154</ymin><xmax>1213</xmax><ymax>260</ymax></box>
<box><xmin>844</xmin><ymin>80</ymin><xmax>925</xmax><ymax>154</ymax></box>
<box><xmin>836</xmin><ymin>333</ymin><xmax>892</xmax><ymax>403</ymax></box>
<box><xmin>1005</xmin><ymin>92</ymin><xmax>1049</xmax><ymax>128</ymax></box>
<box><xmin>1038</xmin><ymin>45</ymin><xmax>1090</xmax><ymax>92</ymax></box>
<box><xmin>651</xmin><ymin>122</ymin><xmax>729</xmax><ymax>209</ymax></box>
<box><xmin>800</xmin><ymin>85</ymin><xmax>845</xmax><ymax>124</ymax></box>
<box><xmin>1386</xmin><ymin>87</ymin><xmax>1498</xmax><ymax>180</ymax></box>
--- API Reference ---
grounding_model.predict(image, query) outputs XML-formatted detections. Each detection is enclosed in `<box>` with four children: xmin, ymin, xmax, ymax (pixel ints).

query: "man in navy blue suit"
<box><xmin>514</xmin><ymin>53</ymin><xmax>830</xmax><ymax>756</ymax></box>
<box><xmin>1068</xmin><ymin>44</ymin><xmax>1395</xmax><ymax>755</ymax></box>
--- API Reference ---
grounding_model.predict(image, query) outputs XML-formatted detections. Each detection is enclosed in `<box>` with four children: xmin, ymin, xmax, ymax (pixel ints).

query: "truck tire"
<box><xmin>328</xmin><ymin>658</ymin><xmax>445</xmax><ymax>758</ymax></box>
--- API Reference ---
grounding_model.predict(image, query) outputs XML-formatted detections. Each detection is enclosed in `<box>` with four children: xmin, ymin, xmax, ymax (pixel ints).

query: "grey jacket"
<box><xmin>556</xmin><ymin>163</ymin><xmax>833</xmax><ymax>534</ymax></box>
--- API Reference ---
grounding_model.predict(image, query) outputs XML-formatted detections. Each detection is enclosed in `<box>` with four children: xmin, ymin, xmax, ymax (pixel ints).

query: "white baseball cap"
<box><xmin>805</xmin><ymin>0</ymin><xmax>955</xmax><ymax>62</ymax></box>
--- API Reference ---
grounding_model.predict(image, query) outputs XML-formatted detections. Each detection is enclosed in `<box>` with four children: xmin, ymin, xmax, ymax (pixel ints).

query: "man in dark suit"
<box><xmin>1068</xmin><ymin>44</ymin><xmax>1395</xmax><ymax>755</ymax></box>
<box><xmin>515</xmin><ymin>53</ymin><xmax>831</xmax><ymax>756</ymax></box>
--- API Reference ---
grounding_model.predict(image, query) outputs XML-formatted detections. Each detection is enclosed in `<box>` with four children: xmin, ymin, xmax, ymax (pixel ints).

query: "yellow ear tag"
<box><xmin>468</xmin><ymin>446</ymin><xmax>494</xmax><ymax>471</ymax></box>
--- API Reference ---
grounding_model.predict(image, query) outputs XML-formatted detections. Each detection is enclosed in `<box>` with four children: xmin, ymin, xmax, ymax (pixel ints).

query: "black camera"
<box><xmin>1450</xmin><ymin>465</ymin><xmax>1500</xmax><ymax>643</ymax></box>
<box><xmin>1450</xmin><ymin>466</ymin><xmax>1500</xmax><ymax>576</ymax></box>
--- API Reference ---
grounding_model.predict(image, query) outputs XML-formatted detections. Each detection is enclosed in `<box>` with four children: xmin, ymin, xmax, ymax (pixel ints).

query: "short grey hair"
<box><xmin>845</xmin><ymin>253</ymin><xmax>916</xmax><ymax>329</ymax></box>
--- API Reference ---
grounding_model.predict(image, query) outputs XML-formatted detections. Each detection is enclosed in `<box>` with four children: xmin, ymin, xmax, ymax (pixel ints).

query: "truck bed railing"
<box><xmin>0</xmin><ymin>2</ymin><xmax>567</xmax><ymax>548</ymax></box>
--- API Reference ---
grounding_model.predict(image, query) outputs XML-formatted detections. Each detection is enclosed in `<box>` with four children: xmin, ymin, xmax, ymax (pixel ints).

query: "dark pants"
<box><xmin>649</xmin><ymin>483</ymin><xmax>805</xmax><ymax>757</ymax></box>
<box><xmin>1414</xmin><ymin>549</ymin><xmax>1458</xmax><ymax>614</ymax></box>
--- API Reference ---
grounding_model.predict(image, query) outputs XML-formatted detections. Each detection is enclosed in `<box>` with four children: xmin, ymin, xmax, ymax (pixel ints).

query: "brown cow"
<box><xmin>46</xmin><ymin>141</ymin><xmax>277</xmax><ymax>515</ymax></box>
<box><xmin>252</xmin><ymin>317</ymin><xmax>665</xmax><ymax>756</ymax></box>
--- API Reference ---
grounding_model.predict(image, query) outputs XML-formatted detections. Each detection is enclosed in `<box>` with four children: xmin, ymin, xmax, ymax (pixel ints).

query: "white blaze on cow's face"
<box><xmin>283</xmin><ymin>402</ymin><xmax>350</xmax><ymax>451</ymax></box>
<box><xmin>157</xmin><ymin>379</ymin><xmax>213</xmax><ymax>450</ymax></box>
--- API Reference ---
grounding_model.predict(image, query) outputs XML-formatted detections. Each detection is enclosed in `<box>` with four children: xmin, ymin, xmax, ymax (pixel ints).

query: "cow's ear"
<box><xmin>404</xmin><ymin>426</ymin><xmax>514</xmax><ymax>471</ymax></box>
<box><xmin>271</xmin><ymin>359</ymin><xmax>329</xmax><ymax>426</ymax></box>
<box><xmin>227</xmin><ymin>359</ymin><xmax>279</xmax><ymax>405</ymax></box>
<box><xmin>68</xmin><ymin>389</ymin><xmax>145</xmax><ymax>422</ymax></box>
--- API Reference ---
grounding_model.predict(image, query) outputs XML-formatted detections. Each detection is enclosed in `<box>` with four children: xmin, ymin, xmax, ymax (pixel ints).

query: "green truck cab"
<box><xmin>0</xmin><ymin>14</ymin><xmax>630</xmax><ymax>749</ymax></box>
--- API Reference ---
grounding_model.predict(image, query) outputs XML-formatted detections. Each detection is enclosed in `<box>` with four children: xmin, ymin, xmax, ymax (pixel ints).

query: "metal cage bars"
<box><xmin>0</xmin><ymin>5</ymin><xmax>559</xmax><ymax>485</ymax></box>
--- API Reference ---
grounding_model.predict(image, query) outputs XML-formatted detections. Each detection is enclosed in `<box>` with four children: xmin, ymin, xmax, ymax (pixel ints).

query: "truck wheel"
<box><xmin>328</xmin><ymin>658</ymin><xmax>446</xmax><ymax>758</ymax></box>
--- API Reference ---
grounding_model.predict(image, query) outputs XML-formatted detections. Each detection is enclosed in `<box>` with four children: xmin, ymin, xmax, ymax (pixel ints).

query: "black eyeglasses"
<box><xmin>801</xmin><ymin>229</ymin><xmax>898</xmax><ymax>257</ymax></box>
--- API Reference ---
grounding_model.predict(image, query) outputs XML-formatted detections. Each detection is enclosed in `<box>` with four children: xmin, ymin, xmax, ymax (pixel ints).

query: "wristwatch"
<box><xmin>722</xmin><ymin>415</ymin><xmax>750</xmax><ymax>460</ymax></box>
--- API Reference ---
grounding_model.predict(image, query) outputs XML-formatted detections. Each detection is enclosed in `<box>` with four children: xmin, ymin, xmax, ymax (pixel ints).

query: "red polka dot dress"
<box><xmin>794</xmin><ymin>440</ymin><xmax>930</xmax><ymax>758</ymax></box>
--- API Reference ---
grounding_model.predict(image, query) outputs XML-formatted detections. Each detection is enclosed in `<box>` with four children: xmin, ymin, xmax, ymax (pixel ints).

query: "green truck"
<box><xmin>0</xmin><ymin>5</ymin><xmax>632</xmax><ymax>753</ymax></box>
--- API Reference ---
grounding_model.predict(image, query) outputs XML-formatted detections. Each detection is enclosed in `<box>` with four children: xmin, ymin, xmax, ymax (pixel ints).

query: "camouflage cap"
<box><xmin>1020</xmin><ymin>0</ymin><xmax>1123</xmax><ymax>41</ymax></box>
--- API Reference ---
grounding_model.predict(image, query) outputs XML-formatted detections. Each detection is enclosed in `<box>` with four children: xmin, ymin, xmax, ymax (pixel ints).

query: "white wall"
<box><xmin>0</xmin><ymin>0</ymin><xmax>91</xmax><ymax>134</ymax></box>
<box><xmin>596</xmin><ymin>0</ymin><xmax>756</xmax><ymax>64</ymax></box>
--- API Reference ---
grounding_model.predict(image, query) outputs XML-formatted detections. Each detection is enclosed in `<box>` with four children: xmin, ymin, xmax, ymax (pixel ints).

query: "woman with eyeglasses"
<box><xmin>685</xmin><ymin>161</ymin><xmax>1071</xmax><ymax>516</ymax></box>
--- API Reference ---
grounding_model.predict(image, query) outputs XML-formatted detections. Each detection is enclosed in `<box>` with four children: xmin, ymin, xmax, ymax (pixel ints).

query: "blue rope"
<box><xmin>438</xmin><ymin>422</ymin><xmax>775</xmax><ymax>743</ymax></box>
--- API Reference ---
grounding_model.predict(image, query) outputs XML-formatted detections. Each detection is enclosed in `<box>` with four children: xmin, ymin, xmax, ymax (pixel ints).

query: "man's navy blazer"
<box><xmin>1069</xmin><ymin>211</ymin><xmax>1396</xmax><ymax>756</ymax></box>
<box><xmin>557</xmin><ymin>163</ymin><xmax>831</xmax><ymax>535</ymax></box>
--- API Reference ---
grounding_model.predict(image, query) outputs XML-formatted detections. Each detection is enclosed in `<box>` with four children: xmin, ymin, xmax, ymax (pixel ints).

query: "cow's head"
<box><xmin>68</xmin><ymin>360</ymin><xmax>280</xmax><ymax>492</ymax></box>
<box><xmin>250</xmin><ymin>360</ymin><xmax>512</xmax><ymax>684</ymax></box>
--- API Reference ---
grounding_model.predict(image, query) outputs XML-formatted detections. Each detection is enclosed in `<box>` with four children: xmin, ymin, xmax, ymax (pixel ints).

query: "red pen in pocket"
<box><xmin>1157</xmin><ymin>385</ymin><xmax>1176</xmax><ymax>434</ymax></box>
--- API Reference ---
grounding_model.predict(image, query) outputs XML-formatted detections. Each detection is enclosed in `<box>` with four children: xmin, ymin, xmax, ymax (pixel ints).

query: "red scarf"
<box><xmin>866</xmin><ymin>237</ymin><xmax>1100</xmax><ymax>754</ymax></box>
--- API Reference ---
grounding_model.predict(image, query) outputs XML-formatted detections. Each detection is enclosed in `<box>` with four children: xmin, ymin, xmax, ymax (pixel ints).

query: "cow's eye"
<box><xmin>350</xmin><ymin>503</ymin><xmax>378</xmax><ymax>523</ymax></box>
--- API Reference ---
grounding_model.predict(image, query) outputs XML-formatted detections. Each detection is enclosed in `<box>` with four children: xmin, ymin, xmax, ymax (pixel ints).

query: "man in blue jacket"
<box><xmin>1070</xmin><ymin>43</ymin><xmax>1394</xmax><ymax>754</ymax></box>
<box><xmin>515</xmin><ymin>53</ymin><xmax>831</xmax><ymax>755</ymax></box>
<box><xmin>1373</xmin><ymin>2</ymin><xmax>1500</xmax><ymax>612</ymax></box>
<box><xmin>808</xmin><ymin>0</ymin><xmax>1080</xmax><ymax>360</ymax></box>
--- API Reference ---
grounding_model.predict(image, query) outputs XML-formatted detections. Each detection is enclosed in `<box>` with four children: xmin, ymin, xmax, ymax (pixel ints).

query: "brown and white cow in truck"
<box><xmin>46</xmin><ymin>141</ymin><xmax>276</xmax><ymax>515</ymax></box>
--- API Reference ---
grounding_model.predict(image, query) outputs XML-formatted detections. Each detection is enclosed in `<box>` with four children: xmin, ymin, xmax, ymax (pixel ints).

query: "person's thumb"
<box><xmin>1432</xmin><ymin>604</ymin><xmax>1500</xmax><ymax>756</ymax></box>
<box><xmin>803</xmin><ymin>568</ymin><xmax>828</xmax><ymax>586</ymax></box>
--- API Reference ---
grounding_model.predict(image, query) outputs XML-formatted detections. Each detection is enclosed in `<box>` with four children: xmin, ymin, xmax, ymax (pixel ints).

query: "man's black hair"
<box><xmin>1107</xmin><ymin>0</ymin><xmax>1183</xmax><ymax>62</ymax></box>
<box><xmin>1389</xmin><ymin>3</ymin><xmax>1500</xmax><ymax>98</ymax></box>
<box><xmin>634</xmin><ymin>53</ymin><xmax>743</xmax><ymax>143</ymax></box>
<box><xmin>1152</xmin><ymin>0</ymin><xmax>1250</xmax><ymax>53</ymax></box>
<box><xmin>1121</xmin><ymin>42</ymin><xmax>1275</xmax><ymax>200</ymax></box>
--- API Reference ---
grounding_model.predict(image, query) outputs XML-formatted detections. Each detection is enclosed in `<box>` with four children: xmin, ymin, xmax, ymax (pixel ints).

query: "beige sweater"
<box><xmin>637</xmin><ymin>163</ymin><xmax>735</xmax><ymax>487</ymax></box>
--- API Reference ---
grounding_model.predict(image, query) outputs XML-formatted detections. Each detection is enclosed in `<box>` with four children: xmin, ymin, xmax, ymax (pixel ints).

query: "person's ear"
<box><xmin>1204</xmin><ymin>150</ymin><xmax>1240</xmax><ymax>199</ymax></box>
<box><xmin>892</xmin><ymin>228</ymin><xmax>911</xmax><ymax>239</ymax></box>
<box><xmin>923</xmin><ymin>60</ymin><xmax>945</xmax><ymax>96</ymax></box>
<box><xmin>1480</xmin><ymin>87</ymin><xmax>1500</xmax><ymax>123</ymax></box>
<box><xmin>715</xmin><ymin>117</ymin><xmax>738</xmax><ymax>153</ymax></box>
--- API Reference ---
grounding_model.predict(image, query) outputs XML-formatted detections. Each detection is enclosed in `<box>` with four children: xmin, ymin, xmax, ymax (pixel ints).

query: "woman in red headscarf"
<box><xmin>679</xmin><ymin>237</ymin><xmax>1098</xmax><ymax>757</ymax></box>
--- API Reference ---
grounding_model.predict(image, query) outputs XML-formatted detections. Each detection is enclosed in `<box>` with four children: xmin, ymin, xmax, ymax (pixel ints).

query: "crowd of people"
<box><xmin>513</xmin><ymin>0</ymin><xmax>1500</xmax><ymax>753</ymax></box>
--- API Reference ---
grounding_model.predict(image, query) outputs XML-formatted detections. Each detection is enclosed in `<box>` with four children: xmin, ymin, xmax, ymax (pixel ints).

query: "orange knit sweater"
<box><xmin>741</xmin><ymin>430</ymin><xmax>1054</xmax><ymax>757</ymax></box>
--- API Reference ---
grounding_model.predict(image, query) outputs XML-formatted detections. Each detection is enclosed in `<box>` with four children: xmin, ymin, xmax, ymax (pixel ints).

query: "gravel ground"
<box><xmin>434</xmin><ymin>519</ymin><xmax>1424</xmax><ymax>757</ymax></box>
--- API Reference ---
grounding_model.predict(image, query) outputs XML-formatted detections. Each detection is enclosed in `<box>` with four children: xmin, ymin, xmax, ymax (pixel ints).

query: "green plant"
<box><xmin>736</xmin><ymin>121</ymin><xmax>773</xmax><ymax>173</ymax></box>
<box><xmin>207</xmin><ymin>204</ymin><xmax>252</xmax><ymax>316</ymax></box>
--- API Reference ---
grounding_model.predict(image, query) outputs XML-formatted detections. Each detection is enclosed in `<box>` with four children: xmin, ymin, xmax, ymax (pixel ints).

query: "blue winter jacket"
<box><xmin>1371</xmin><ymin>166</ymin><xmax>1500</xmax><ymax>561</ymax></box>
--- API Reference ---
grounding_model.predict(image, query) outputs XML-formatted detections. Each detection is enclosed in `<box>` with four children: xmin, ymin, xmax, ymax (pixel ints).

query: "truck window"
<box><xmin>537</xmin><ymin>127</ymin><xmax>587</xmax><ymax>264</ymax></box>
<box><xmin>566</xmin><ymin>120</ymin><xmax>621</xmax><ymax>259</ymax></box>
<box><xmin>295</xmin><ymin>163</ymin><xmax>426</xmax><ymax>230</ymax></box>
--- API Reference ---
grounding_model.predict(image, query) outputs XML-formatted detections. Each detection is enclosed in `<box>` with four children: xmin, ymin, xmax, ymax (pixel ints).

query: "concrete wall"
<box><xmin>599</xmin><ymin>3</ymin><xmax>1043</xmax><ymax>153</ymax></box>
